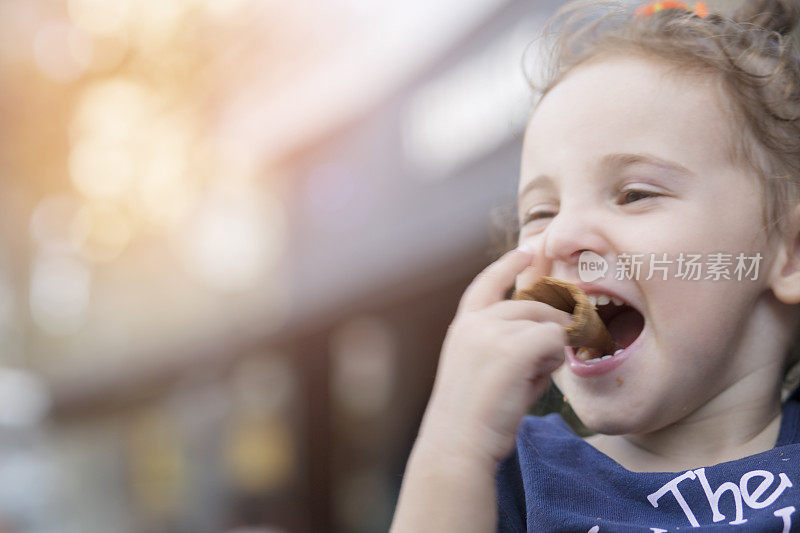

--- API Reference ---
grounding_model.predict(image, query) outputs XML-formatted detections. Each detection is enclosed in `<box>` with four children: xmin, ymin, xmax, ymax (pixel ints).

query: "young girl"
<box><xmin>391</xmin><ymin>0</ymin><xmax>800</xmax><ymax>530</ymax></box>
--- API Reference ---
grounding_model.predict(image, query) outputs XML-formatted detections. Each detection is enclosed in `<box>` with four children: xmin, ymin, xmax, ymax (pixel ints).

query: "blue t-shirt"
<box><xmin>496</xmin><ymin>388</ymin><xmax>800</xmax><ymax>532</ymax></box>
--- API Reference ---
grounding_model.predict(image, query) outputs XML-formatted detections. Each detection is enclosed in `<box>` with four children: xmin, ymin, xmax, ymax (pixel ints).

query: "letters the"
<box><xmin>647</xmin><ymin>470</ymin><xmax>700</xmax><ymax>527</ymax></box>
<box><xmin>647</xmin><ymin>468</ymin><xmax>793</xmax><ymax>528</ymax></box>
<box><xmin>740</xmin><ymin>470</ymin><xmax>793</xmax><ymax>509</ymax></box>
<box><xmin>694</xmin><ymin>467</ymin><xmax>747</xmax><ymax>525</ymax></box>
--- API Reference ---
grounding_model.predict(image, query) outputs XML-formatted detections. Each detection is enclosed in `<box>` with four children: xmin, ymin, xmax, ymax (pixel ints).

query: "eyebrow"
<box><xmin>517</xmin><ymin>152</ymin><xmax>696</xmax><ymax>201</ymax></box>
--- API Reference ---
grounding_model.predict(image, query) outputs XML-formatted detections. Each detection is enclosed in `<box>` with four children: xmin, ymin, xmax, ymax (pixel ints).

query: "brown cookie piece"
<box><xmin>511</xmin><ymin>276</ymin><xmax>616</xmax><ymax>358</ymax></box>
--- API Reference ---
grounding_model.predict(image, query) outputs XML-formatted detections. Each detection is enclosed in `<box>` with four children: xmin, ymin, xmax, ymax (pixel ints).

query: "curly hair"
<box><xmin>492</xmin><ymin>0</ymin><xmax>800</xmax><ymax>398</ymax></box>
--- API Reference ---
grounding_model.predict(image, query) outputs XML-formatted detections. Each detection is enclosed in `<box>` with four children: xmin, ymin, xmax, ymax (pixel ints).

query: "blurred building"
<box><xmin>0</xmin><ymin>0</ymin><xmax>567</xmax><ymax>531</ymax></box>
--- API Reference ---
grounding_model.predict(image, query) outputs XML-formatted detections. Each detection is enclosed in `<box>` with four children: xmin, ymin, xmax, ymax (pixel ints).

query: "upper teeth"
<box><xmin>588</xmin><ymin>294</ymin><xmax>624</xmax><ymax>307</ymax></box>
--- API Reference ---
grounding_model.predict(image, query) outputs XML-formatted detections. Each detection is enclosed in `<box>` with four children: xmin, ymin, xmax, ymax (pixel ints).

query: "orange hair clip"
<box><xmin>634</xmin><ymin>1</ymin><xmax>709</xmax><ymax>18</ymax></box>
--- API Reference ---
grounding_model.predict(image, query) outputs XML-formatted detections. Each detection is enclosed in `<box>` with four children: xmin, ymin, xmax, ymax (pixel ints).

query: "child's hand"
<box><xmin>417</xmin><ymin>248</ymin><xmax>572</xmax><ymax>466</ymax></box>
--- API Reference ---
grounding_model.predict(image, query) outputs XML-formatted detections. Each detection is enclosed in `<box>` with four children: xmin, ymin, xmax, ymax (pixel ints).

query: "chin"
<box><xmin>567</xmin><ymin>395</ymin><xmax>658</xmax><ymax>436</ymax></box>
<box><xmin>578</xmin><ymin>413</ymin><xmax>637</xmax><ymax>436</ymax></box>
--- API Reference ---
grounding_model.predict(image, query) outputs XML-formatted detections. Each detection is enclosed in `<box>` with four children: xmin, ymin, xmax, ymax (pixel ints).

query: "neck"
<box><xmin>617</xmin><ymin>381</ymin><xmax>783</xmax><ymax>472</ymax></box>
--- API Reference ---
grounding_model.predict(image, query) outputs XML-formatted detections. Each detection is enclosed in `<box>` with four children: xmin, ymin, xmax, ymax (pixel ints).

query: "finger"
<box><xmin>458</xmin><ymin>249</ymin><xmax>535</xmax><ymax>314</ymax></box>
<box><xmin>514</xmin><ymin>257</ymin><xmax>549</xmax><ymax>296</ymax></box>
<box><xmin>512</xmin><ymin>321</ymin><xmax>568</xmax><ymax>364</ymax></box>
<box><xmin>485</xmin><ymin>300</ymin><xmax>573</xmax><ymax>327</ymax></box>
<box><xmin>513</xmin><ymin>239</ymin><xmax>549</xmax><ymax>295</ymax></box>
<box><xmin>504</xmin><ymin>321</ymin><xmax>568</xmax><ymax>379</ymax></box>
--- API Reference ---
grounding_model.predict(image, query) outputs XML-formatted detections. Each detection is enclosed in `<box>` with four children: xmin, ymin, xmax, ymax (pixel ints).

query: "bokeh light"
<box><xmin>127</xmin><ymin>409</ymin><xmax>186</xmax><ymax>518</ymax></box>
<box><xmin>180</xmin><ymin>190</ymin><xmax>286</xmax><ymax>292</ymax></box>
<box><xmin>401</xmin><ymin>18</ymin><xmax>538</xmax><ymax>177</ymax></box>
<box><xmin>28</xmin><ymin>253</ymin><xmax>91</xmax><ymax>335</ymax></box>
<box><xmin>69</xmin><ymin>137</ymin><xmax>137</xmax><ymax>200</ymax></box>
<box><xmin>0</xmin><ymin>366</ymin><xmax>50</xmax><ymax>428</ymax></box>
<box><xmin>33</xmin><ymin>21</ymin><xmax>93</xmax><ymax>83</ymax></box>
<box><xmin>67</xmin><ymin>0</ymin><xmax>132</xmax><ymax>36</ymax></box>
<box><xmin>226</xmin><ymin>354</ymin><xmax>298</xmax><ymax>495</ymax></box>
<box><xmin>330</xmin><ymin>315</ymin><xmax>397</xmax><ymax>419</ymax></box>
<box><xmin>68</xmin><ymin>79</ymin><xmax>157</xmax><ymax>200</ymax></box>
<box><xmin>225</xmin><ymin>413</ymin><xmax>295</xmax><ymax>494</ymax></box>
<box><xmin>70</xmin><ymin>78</ymin><xmax>154</xmax><ymax>145</ymax></box>
<box><xmin>71</xmin><ymin>202</ymin><xmax>133</xmax><ymax>262</ymax></box>
<box><xmin>30</xmin><ymin>195</ymin><xmax>82</xmax><ymax>255</ymax></box>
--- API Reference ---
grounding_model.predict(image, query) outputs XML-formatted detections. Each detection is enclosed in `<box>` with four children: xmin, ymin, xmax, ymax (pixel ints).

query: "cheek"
<box><xmin>633</xmin><ymin>188</ymin><xmax>765</xmax><ymax>252</ymax></box>
<box><xmin>645</xmin><ymin>277</ymin><xmax>762</xmax><ymax>362</ymax></box>
<box><xmin>687</xmin><ymin>200</ymin><xmax>766</xmax><ymax>252</ymax></box>
<box><xmin>624</xmin><ymin>213</ymin><xmax>770</xmax><ymax>287</ymax></box>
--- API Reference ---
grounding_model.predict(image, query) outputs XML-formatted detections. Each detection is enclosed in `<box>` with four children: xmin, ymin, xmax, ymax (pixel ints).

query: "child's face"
<box><xmin>515</xmin><ymin>55</ymin><xmax>786</xmax><ymax>435</ymax></box>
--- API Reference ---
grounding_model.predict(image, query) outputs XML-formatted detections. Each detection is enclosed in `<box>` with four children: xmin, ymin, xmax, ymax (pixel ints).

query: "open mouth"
<box><xmin>594</xmin><ymin>296</ymin><xmax>644</xmax><ymax>351</ymax></box>
<box><xmin>512</xmin><ymin>277</ymin><xmax>646</xmax><ymax>365</ymax></box>
<box><xmin>575</xmin><ymin>294</ymin><xmax>645</xmax><ymax>362</ymax></box>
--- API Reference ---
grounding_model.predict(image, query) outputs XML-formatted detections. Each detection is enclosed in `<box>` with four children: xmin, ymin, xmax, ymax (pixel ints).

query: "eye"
<box><xmin>520</xmin><ymin>208</ymin><xmax>556</xmax><ymax>226</ymax></box>
<box><xmin>617</xmin><ymin>187</ymin><xmax>660</xmax><ymax>205</ymax></box>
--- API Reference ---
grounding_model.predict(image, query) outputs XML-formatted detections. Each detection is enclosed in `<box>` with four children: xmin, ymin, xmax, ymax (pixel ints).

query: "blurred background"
<box><xmin>0</xmin><ymin>0</ymin><xmax>573</xmax><ymax>531</ymax></box>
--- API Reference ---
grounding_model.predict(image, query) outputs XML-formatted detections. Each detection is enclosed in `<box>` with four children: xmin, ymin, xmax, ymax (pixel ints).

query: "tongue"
<box><xmin>607</xmin><ymin>309</ymin><xmax>644</xmax><ymax>349</ymax></box>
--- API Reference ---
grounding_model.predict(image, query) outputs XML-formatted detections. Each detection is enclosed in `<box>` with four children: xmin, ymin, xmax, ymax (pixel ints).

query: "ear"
<box><xmin>769</xmin><ymin>204</ymin><xmax>800</xmax><ymax>305</ymax></box>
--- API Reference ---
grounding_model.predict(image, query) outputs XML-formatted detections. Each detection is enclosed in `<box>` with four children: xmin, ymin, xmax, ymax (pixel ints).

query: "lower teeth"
<box><xmin>581</xmin><ymin>348</ymin><xmax>625</xmax><ymax>364</ymax></box>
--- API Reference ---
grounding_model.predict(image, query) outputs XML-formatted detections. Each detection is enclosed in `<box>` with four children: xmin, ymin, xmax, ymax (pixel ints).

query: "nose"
<box><xmin>542</xmin><ymin>202</ymin><xmax>609</xmax><ymax>269</ymax></box>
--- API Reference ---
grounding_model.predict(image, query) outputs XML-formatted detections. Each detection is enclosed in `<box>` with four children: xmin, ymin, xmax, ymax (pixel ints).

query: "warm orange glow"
<box><xmin>67</xmin><ymin>0</ymin><xmax>132</xmax><ymax>36</ymax></box>
<box><xmin>71</xmin><ymin>202</ymin><xmax>133</xmax><ymax>262</ymax></box>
